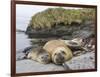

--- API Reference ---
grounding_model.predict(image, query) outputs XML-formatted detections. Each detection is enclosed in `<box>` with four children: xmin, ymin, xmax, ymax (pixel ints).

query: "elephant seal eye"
<box><xmin>61</xmin><ymin>50</ymin><xmax>65</xmax><ymax>54</ymax></box>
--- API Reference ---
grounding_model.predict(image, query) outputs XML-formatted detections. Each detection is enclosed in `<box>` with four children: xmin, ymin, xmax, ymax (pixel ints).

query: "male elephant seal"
<box><xmin>43</xmin><ymin>40</ymin><xmax>73</xmax><ymax>64</ymax></box>
<box><xmin>27</xmin><ymin>47</ymin><xmax>51</xmax><ymax>64</ymax></box>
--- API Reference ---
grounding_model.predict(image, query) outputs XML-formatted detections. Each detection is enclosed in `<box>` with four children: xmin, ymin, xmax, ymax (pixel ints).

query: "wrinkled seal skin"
<box><xmin>27</xmin><ymin>47</ymin><xmax>51</xmax><ymax>64</ymax></box>
<box><xmin>43</xmin><ymin>40</ymin><xmax>73</xmax><ymax>64</ymax></box>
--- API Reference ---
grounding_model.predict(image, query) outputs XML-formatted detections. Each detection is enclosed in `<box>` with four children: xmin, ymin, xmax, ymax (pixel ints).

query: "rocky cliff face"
<box><xmin>26</xmin><ymin>21</ymin><xmax>95</xmax><ymax>39</ymax></box>
<box><xmin>25</xmin><ymin>8</ymin><xmax>95</xmax><ymax>39</ymax></box>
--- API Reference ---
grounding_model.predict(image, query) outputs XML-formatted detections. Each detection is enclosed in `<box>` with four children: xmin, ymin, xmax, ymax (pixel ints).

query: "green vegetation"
<box><xmin>29</xmin><ymin>8</ymin><xmax>95</xmax><ymax>29</ymax></box>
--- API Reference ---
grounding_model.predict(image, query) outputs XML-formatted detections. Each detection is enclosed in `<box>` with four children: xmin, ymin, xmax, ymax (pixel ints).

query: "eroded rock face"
<box><xmin>26</xmin><ymin>21</ymin><xmax>94</xmax><ymax>39</ymax></box>
<box><xmin>25</xmin><ymin>8</ymin><xmax>95</xmax><ymax>39</ymax></box>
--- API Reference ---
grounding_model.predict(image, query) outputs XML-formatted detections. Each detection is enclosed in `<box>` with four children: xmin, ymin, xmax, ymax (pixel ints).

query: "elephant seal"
<box><xmin>27</xmin><ymin>47</ymin><xmax>51</xmax><ymax>64</ymax></box>
<box><xmin>17</xmin><ymin>46</ymin><xmax>51</xmax><ymax>64</ymax></box>
<box><xmin>43</xmin><ymin>40</ymin><xmax>73</xmax><ymax>64</ymax></box>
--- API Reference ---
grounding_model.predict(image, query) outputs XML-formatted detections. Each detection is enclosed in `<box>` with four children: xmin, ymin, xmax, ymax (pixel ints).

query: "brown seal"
<box><xmin>27</xmin><ymin>47</ymin><xmax>51</xmax><ymax>64</ymax></box>
<box><xmin>43</xmin><ymin>40</ymin><xmax>73</xmax><ymax>64</ymax></box>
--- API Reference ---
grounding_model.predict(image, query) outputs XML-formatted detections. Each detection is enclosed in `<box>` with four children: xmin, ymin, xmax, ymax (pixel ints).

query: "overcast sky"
<box><xmin>16</xmin><ymin>4</ymin><xmax>83</xmax><ymax>18</ymax></box>
<box><xmin>16</xmin><ymin>4</ymin><xmax>83</xmax><ymax>30</ymax></box>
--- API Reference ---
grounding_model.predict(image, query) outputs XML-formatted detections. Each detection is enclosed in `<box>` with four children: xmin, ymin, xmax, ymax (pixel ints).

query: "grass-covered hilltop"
<box><xmin>28</xmin><ymin>8</ymin><xmax>95</xmax><ymax>29</ymax></box>
<box><xmin>26</xmin><ymin>8</ymin><xmax>95</xmax><ymax>38</ymax></box>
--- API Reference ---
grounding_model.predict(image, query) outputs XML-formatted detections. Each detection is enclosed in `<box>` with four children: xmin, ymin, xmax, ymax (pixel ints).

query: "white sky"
<box><xmin>16</xmin><ymin>0</ymin><xmax>98</xmax><ymax>18</ymax></box>
<box><xmin>16</xmin><ymin>4</ymin><xmax>84</xmax><ymax>30</ymax></box>
<box><xmin>16</xmin><ymin>4</ymin><xmax>82</xmax><ymax>18</ymax></box>
<box><xmin>16</xmin><ymin>2</ymin><xmax>95</xmax><ymax>30</ymax></box>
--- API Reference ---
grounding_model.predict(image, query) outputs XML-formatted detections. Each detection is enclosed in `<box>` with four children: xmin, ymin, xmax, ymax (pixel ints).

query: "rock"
<box><xmin>16</xmin><ymin>29</ymin><xmax>25</xmax><ymax>33</ymax></box>
<box><xmin>16</xmin><ymin>60</ymin><xmax>65</xmax><ymax>73</ymax></box>
<box><xmin>25</xmin><ymin>8</ymin><xmax>95</xmax><ymax>39</ymax></box>
<box><xmin>30</xmin><ymin>39</ymin><xmax>48</xmax><ymax>46</ymax></box>
<box><xmin>73</xmin><ymin>50</ymin><xmax>86</xmax><ymax>56</ymax></box>
<box><xmin>16</xmin><ymin>52</ymin><xmax>26</xmax><ymax>61</ymax></box>
<box><xmin>64</xmin><ymin>40</ymin><xmax>83</xmax><ymax>51</ymax></box>
<box><xmin>64</xmin><ymin>52</ymin><xmax>95</xmax><ymax>70</ymax></box>
<box><xmin>26</xmin><ymin>21</ymin><xmax>94</xmax><ymax>39</ymax></box>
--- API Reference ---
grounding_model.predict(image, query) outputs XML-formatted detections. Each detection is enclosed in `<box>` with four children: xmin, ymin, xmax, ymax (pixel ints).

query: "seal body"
<box><xmin>43</xmin><ymin>40</ymin><xmax>73</xmax><ymax>64</ymax></box>
<box><xmin>27</xmin><ymin>47</ymin><xmax>51</xmax><ymax>64</ymax></box>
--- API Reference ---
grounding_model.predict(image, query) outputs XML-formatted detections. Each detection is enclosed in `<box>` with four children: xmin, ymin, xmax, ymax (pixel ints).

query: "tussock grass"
<box><xmin>29</xmin><ymin>8</ymin><xmax>95</xmax><ymax>29</ymax></box>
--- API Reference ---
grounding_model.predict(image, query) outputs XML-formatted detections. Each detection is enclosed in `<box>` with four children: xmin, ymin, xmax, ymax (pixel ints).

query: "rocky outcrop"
<box><xmin>26</xmin><ymin>21</ymin><xmax>94</xmax><ymax>39</ymax></box>
<box><xmin>25</xmin><ymin>8</ymin><xmax>95</xmax><ymax>39</ymax></box>
<box><xmin>16</xmin><ymin>60</ymin><xmax>65</xmax><ymax>73</ymax></box>
<box><xmin>63</xmin><ymin>52</ymin><xmax>95</xmax><ymax>70</ymax></box>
